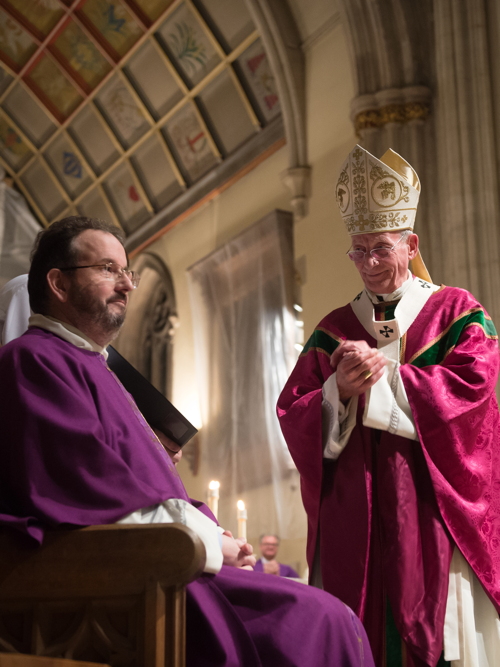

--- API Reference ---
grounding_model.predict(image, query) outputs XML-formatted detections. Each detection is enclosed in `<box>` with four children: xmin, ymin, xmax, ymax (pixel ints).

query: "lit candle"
<box><xmin>237</xmin><ymin>500</ymin><xmax>247</xmax><ymax>541</ymax></box>
<box><xmin>208</xmin><ymin>480</ymin><xmax>220</xmax><ymax>519</ymax></box>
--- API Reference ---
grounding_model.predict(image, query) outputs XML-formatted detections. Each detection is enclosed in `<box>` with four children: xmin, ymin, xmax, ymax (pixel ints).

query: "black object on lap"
<box><xmin>107</xmin><ymin>345</ymin><xmax>197</xmax><ymax>447</ymax></box>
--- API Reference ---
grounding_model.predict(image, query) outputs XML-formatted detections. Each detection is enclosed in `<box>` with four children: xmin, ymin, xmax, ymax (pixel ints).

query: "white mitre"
<box><xmin>336</xmin><ymin>144</ymin><xmax>431</xmax><ymax>282</ymax></box>
<box><xmin>336</xmin><ymin>144</ymin><xmax>420</xmax><ymax>235</ymax></box>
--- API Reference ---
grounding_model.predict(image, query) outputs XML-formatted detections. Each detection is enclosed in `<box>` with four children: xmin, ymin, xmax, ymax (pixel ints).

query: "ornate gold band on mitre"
<box><xmin>336</xmin><ymin>144</ymin><xmax>431</xmax><ymax>282</ymax></box>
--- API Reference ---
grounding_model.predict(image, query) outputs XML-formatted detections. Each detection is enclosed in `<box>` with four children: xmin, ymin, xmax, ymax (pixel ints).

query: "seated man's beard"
<box><xmin>98</xmin><ymin>306</ymin><xmax>126</xmax><ymax>330</ymax></box>
<box><xmin>70</xmin><ymin>285</ymin><xmax>126</xmax><ymax>336</ymax></box>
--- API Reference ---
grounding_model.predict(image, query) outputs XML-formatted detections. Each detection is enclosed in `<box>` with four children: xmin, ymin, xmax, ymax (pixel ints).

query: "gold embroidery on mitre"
<box><xmin>345</xmin><ymin>211</ymin><xmax>410</xmax><ymax>235</ymax></box>
<box><xmin>336</xmin><ymin>145</ymin><xmax>420</xmax><ymax>237</ymax></box>
<box><xmin>336</xmin><ymin>166</ymin><xmax>350</xmax><ymax>213</ymax></box>
<box><xmin>370</xmin><ymin>162</ymin><xmax>410</xmax><ymax>208</ymax></box>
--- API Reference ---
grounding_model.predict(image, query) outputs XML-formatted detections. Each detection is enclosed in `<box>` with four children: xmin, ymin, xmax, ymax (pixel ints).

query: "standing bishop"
<box><xmin>277</xmin><ymin>145</ymin><xmax>500</xmax><ymax>667</ymax></box>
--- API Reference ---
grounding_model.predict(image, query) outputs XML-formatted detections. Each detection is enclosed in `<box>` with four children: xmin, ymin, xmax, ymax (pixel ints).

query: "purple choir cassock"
<box><xmin>277</xmin><ymin>284</ymin><xmax>500</xmax><ymax>667</ymax></box>
<box><xmin>0</xmin><ymin>327</ymin><xmax>375</xmax><ymax>667</ymax></box>
<box><xmin>254</xmin><ymin>559</ymin><xmax>299</xmax><ymax>578</ymax></box>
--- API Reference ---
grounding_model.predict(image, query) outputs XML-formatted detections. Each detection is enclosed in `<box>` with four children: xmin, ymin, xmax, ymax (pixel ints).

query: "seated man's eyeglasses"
<box><xmin>60</xmin><ymin>262</ymin><xmax>141</xmax><ymax>288</ymax></box>
<box><xmin>346</xmin><ymin>234</ymin><xmax>406</xmax><ymax>262</ymax></box>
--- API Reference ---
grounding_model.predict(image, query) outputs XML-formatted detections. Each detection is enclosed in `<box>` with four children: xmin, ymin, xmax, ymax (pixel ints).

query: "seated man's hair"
<box><xmin>28</xmin><ymin>216</ymin><xmax>125</xmax><ymax>315</ymax></box>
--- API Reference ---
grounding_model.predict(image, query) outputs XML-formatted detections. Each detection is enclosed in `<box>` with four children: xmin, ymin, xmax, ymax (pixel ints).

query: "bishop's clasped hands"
<box><xmin>330</xmin><ymin>340</ymin><xmax>386</xmax><ymax>403</ymax></box>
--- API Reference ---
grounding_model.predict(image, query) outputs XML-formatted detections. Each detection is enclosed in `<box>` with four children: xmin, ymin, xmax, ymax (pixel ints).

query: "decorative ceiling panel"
<box><xmin>0</xmin><ymin>65</ymin><xmax>13</xmax><ymax>94</ymax></box>
<box><xmin>0</xmin><ymin>0</ymin><xmax>283</xmax><ymax>242</ymax></box>
<box><xmin>194</xmin><ymin>0</ymin><xmax>254</xmax><ymax>52</ymax></box>
<box><xmin>78</xmin><ymin>0</ymin><xmax>144</xmax><ymax>59</ymax></box>
<box><xmin>197</xmin><ymin>68</ymin><xmax>257</xmax><ymax>155</ymax></box>
<box><xmin>77</xmin><ymin>184</ymin><xmax>116</xmax><ymax>223</ymax></box>
<box><xmin>4</xmin><ymin>0</ymin><xmax>64</xmax><ymax>38</ymax></box>
<box><xmin>156</xmin><ymin>2</ymin><xmax>221</xmax><ymax>87</ymax></box>
<box><xmin>236</xmin><ymin>38</ymin><xmax>281</xmax><ymax>123</ymax></box>
<box><xmin>103</xmin><ymin>159</ymin><xmax>150</xmax><ymax>232</ymax></box>
<box><xmin>2</xmin><ymin>83</ymin><xmax>57</xmax><ymax>146</ymax></box>
<box><xmin>43</xmin><ymin>131</ymin><xmax>94</xmax><ymax>197</ymax></box>
<box><xmin>20</xmin><ymin>157</ymin><xmax>67</xmax><ymax>219</ymax></box>
<box><xmin>96</xmin><ymin>72</ymin><xmax>151</xmax><ymax>147</ymax></box>
<box><xmin>124</xmin><ymin>39</ymin><xmax>184</xmax><ymax>120</ymax></box>
<box><xmin>127</xmin><ymin>0</ymin><xmax>176</xmax><ymax>24</ymax></box>
<box><xmin>50</xmin><ymin>19</ymin><xmax>113</xmax><ymax>90</ymax></box>
<box><xmin>162</xmin><ymin>101</ymin><xmax>219</xmax><ymax>183</ymax></box>
<box><xmin>69</xmin><ymin>103</ymin><xmax>121</xmax><ymax>174</ymax></box>
<box><xmin>0</xmin><ymin>111</ymin><xmax>32</xmax><ymax>171</ymax></box>
<box><xmin>130</xmin><ymin>132</ymin><xmax>184</xmax><ymax>210</ymax></box>
<box><xmin>26</xmin><ymin>54</ymin><xmax>84</xmax><ymax>121</ymax></box>
<box><xmin>0</xmin><ymin>8</ymin><xmax>37</xmax><ymax>70</ymax></box>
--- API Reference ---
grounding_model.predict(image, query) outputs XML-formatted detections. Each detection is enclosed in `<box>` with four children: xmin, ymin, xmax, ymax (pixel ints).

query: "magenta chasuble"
<box><xmin>277</xmin><ymin>284</ymin><xmax>500</xmax><ymax>667</ymax></box>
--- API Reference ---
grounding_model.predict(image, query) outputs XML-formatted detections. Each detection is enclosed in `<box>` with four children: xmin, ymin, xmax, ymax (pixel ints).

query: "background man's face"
<box><xmin>350</xmin><ymin>231</ymin><xmax>418</xmax><ymax>294</ymax></box>
<box><xmin>67</xmin><ymin>230</ymin><xmax>133</xmax><ymax>336</ymax></box>
<box><xmin>259</xmin><ymin>536</ymin><xmax>279</xmax><ymax>560</ymax></box>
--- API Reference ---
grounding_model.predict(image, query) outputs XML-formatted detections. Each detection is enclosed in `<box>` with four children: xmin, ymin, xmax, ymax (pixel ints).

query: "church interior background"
<box><xmin>0</xmin><ymin>0</ymin><xmax>499</xmax><ymax>576</ymax></box>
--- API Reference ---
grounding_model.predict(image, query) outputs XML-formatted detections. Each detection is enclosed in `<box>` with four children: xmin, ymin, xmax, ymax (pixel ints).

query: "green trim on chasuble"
<box><xmin>300</xmin><ymin>327</ymin><xmax>342</xmax><ymax>357</ymax></box>
<box><xmin>373</xmin><ymin>301</ymin><xmax>398</xmax><ymax>323</ymax></box>
<box><xmin>408</xmin><ymin>308</ymin><xmax>498</xmax><ymax>368</ymax></box>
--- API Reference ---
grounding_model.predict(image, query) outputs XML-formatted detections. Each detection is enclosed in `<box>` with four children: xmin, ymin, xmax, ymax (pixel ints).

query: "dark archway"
<box><xmin>114</xmin><ymin>252</ymin><xmax>177</xmax><ymax>399</ymax></box>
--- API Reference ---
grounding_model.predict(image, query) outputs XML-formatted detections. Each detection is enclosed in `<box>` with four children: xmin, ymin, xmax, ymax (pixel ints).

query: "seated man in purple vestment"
<box><xmin>254</xmin><ymin>534</ymin><xmax>299</xmax><ymax>578</ymax></box>
<box><xmin>277</xmin><ymin>145</ymin><xmax>500</xmax><ymax>667</ymax></box>
<box><xmin>0</xmin><ymin>216</ymin><xmax>375</xmax><ymax>667</ymax></box>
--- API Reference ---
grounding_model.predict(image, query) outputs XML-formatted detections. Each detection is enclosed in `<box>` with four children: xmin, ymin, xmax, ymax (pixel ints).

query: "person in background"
<box><xmin>254</xmin><ymin>534</ymin><xmax>299</xmax><ymax>578</ymax></box>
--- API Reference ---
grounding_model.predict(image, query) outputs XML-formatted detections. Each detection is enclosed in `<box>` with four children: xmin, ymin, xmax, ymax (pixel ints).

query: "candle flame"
<box><xmin>237</xmin><ymin>499</ymin><xmax>245</xmax><ymax>510</ymax></box>
<box><xmin>209</xmin><ymin>480</ymin><xmax>220</xmax><ymax>490</ymax></box>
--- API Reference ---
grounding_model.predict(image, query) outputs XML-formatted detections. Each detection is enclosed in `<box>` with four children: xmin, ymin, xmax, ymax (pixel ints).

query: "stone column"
<box><xmin>433</xmin><ymin>0</ymin><xmax>500</xmax><ymax>326</ymax></box>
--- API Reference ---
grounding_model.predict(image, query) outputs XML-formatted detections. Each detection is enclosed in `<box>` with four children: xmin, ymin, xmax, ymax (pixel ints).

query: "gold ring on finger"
<box><xmin>362</xmin><ymin>370</ymin><xmax>373</xmax><ymax>380</ymax></box>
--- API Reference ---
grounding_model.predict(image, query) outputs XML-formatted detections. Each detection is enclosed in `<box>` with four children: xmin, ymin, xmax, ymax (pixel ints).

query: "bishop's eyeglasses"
<box><xmin>346</xmin><ymin>234</ymin><xmax>406</xmax><ymax>262</ymax></box>
<box><xmin>60</xmin><ymin>262</ymin><xmax>140</xmax><ymax>288</ymax></box>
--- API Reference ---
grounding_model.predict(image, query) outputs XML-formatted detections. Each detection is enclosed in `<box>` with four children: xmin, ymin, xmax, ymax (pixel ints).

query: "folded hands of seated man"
<box><xmin>222</xmin><ymin>530</ymin><xmax>256</xmax><ymax>570</ymax></box>
<box><xmin>331</xmin><ymin>340</ymin><xmax>386</xmax><ymax>403</ymax></box>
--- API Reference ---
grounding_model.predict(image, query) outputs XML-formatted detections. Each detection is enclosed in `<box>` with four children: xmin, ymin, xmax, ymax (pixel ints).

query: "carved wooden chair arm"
<box><xmin>0</xmin><ymin>523</ymin><xmax>206</xmax><ymax>600</ymax></box>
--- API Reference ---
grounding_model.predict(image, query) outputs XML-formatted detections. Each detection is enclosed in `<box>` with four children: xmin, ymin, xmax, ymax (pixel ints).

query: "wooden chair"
<box><xmin>0</xmin><ymin>524</ymin><xmax>206</xmax><ymax>667</ymax></box>
<box><xmin>0</xmin><ymin>653</ymin><xmax>109</xmax><ymax>667</ymax></box>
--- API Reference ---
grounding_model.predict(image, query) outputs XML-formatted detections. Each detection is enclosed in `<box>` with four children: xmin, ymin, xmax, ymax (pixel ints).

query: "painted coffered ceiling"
<box><xmin>0</xmin><ymin>0</ymin><xmax>282</xmax><ymax>247</ymax></box>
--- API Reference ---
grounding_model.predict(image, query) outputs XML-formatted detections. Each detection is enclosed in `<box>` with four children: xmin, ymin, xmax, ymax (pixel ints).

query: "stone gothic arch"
<box><xmin>113</xmin><ymin>253</ymin><xmax>177</xmax><ymax>400</ymax></box>
<box><xmin>244</xmin><ymin>0</ymin><xmax>311</xmax><ymax>218</ymax></box>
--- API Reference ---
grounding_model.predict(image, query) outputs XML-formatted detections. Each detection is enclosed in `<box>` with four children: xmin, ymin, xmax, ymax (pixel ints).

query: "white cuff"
<box><xmin>322</xmin><ymin>373</ymin><xmax>358</xmax><ymax>459</ymax></box>
<box><xmin>363</xmin><ymin>359</ymin><xmax>417</xmax><ymax>440</ymax></box>
<box><xmin>117</xmin><ymin>499</ymin><xmax>223</xmax><ymax>574</ymax></box>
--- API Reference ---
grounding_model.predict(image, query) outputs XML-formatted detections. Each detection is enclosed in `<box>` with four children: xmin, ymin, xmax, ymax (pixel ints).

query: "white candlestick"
<box><xmin>208</xmin><ymin>480</ymin><xmax>220</xmax><ymax>519</ymax></box>
<box><xmin>237</xmin><ymin>500</ymin><xmax>247</xmax><ymax>541</ymax></box>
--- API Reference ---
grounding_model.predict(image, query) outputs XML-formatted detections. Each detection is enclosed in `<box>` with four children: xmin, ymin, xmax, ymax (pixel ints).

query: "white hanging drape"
<box><xmin>0</xmin><ymin>172</ymin><xmax>41</xmax><ymax>287</ymax></box>
<box><xmin>187</xmin><ymin>210</ymin><xmax>299</xmax><ymax>536</ymax></box>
